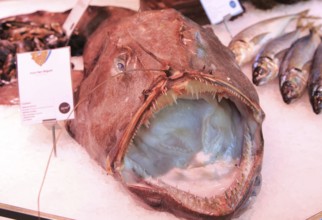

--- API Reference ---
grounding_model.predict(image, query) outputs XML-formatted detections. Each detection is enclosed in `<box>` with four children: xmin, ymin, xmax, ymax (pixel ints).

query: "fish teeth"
<box><xmin>217</xmin><ymin>94</ymin><xmax>223</xmax><ymax>102</ymax></box>
<box><xmin>152</xmin><ymin>102</ymin><xmax>157</xmax><ymax>111</ymax></box>
<box><xmin>171</xmin><ymin>93</ymin><xmax>177</xmax><ymax>104</ymax></box>
<box><xmin>144</xmin><ymin>120</ymin><xmax>150</xmax><ymax>128</ymax></box>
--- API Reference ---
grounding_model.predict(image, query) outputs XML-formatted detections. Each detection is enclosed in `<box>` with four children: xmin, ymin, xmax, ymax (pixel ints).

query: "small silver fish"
<box><xmin>308</xmin><ymin>42</ymin><xmax>322</xmax><ymax>114</ymax></box>
<box><xmin>279</xmin><ymin>29</ymin><xmax>321</xmax><ymax>104</ymax></box>
<box><xmin>252</xmin><ymin>28</ymin><xmax>307</xmax><ymax>86</ymax></box>
<box><xmin>229</xmin><ymin>10</ymin><xmax>309</xmax><ymax>66</ymax></box>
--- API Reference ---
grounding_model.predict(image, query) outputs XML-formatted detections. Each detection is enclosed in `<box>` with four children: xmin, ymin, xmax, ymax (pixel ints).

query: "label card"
<box><xmin>63</xmin><ymin>0</ymin><xmax>91</xmax><ymax>37</ymax></box>
<box><xmin>200</xmin><ymin>0</ymin><xmax>244</xmax><ymax>24</ymax></box>
<box><xmin>17</xmin><ymin>47</ymin><xmax>75</xmax><ymax>125</ymax></box>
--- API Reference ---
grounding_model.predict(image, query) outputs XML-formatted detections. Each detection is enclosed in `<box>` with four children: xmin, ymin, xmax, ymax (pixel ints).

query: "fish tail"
<box><xmin>294</xmin><ymin>9</ymin><xmax>310</xmax><ymax>28</ymax></box>
<box><xmin>296</xmin><ymin>9</ymin><xmax>310</xmax><ymax>18</ymax></box>
<box><xmin>296</xmin><ymin>20</ymin><xmax>314</xmax><ymax>30</ymax></box>
<box><xmin>296</xmin><ymin>13</ymin><xmax>322</xmax><ymax>32</ymax></box>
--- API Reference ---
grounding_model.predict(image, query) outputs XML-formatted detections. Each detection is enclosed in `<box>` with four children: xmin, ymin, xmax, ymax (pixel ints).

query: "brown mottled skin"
<box><xmin>68</xmin><ymin>9</ymin><xmax>265</xmax><ymax>220</ymax></box>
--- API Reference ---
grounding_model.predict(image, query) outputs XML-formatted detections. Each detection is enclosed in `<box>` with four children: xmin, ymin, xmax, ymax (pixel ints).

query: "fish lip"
<box><xmin>107</xmin><ymin>73</ymin><xmax>264</xmax><ymax>217</ymax></box>
<box><xmin>311</xmin><ymin>90</ymin><xmax>322</xmax><ymax>114</ymax></box>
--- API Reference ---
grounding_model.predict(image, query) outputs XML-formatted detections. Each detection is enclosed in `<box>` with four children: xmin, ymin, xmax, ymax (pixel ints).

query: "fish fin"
<box><xmin>296</xmin><ymin>9</ymin><xmax>322</xmax><ymax>27</ymax></box>
<box><xmin>251</xmin><ymin>32</ymin><xmax>269</xmax><ymax>45</ymax></box>
<box><xmin>0</xmin><ymin>82</ymin><xmax>19</xmax><ymax>105</ymax></box>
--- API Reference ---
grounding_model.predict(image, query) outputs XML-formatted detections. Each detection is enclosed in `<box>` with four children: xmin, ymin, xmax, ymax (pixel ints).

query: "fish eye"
<box><xmin>111</xmin><ymin>47</ymin><xmax>133</xmax><ymax>76</ymax></box>
<box><xmin>116</xmin><ymin>61</ymin><xmax>125</xmax><ymax>72</ymax></box>
<box><xmin>112</xmin><ymin>54</ymin><xmax>128</xmax><ymax>76</ymax></box>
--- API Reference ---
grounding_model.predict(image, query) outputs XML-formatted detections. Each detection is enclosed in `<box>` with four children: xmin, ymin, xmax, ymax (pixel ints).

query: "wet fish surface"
<box><xmin>252</xmin><ymin>28</ymin><xmax>306</xmax><ymax>86</ymax></box>
<box><xmin>228</xmin><ymin>10</ymin><xmax>308</xmax><ymax>66</ymax></box>
<box><xmin>308</xmin><ymin>42</ymin><xmax>322</xmax><ymax>114</ymax></box>
<box><xmin>67</xmin><ymin>9</ymin><xmax>265</xmax><ymax>220</ymax></box>
<box><xmin>279</xmin><ymin>29</ymin><xmax>321</xmax><ymax>104</ymax></box>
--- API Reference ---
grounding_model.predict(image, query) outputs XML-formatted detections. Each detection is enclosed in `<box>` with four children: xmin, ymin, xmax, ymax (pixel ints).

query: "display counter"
<box><xmin>0</xmin><ymin>0</ymin><xmax>321</xmax><ymax>219</ymax></box>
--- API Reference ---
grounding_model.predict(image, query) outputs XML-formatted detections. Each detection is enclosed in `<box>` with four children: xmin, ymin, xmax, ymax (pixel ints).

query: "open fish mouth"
<box><xmin>108</xmin><ymin>74</ymin><xmax>264</xmax><ymax>218</ymax></box>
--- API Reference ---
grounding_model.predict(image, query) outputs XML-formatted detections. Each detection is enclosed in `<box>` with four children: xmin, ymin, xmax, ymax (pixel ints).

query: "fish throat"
<box><xmin>123</xmin><ymin>95</ymin><xmax>243</xmax><ymax>195</ymax></box>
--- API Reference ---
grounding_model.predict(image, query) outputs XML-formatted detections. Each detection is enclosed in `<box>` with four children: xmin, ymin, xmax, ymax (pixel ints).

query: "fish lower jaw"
<box><xmin>125</xmin><ymin>168</ymin><xmax>256</xmax><ymax>217</ymax></box>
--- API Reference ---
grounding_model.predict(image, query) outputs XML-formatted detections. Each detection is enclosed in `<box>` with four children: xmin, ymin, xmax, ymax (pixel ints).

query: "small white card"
<box><xmin>63</xmin><ymin>0</ymin><xmax>91</xmax><ymax>37</ymax></box>
<box><xmin>17</xmin><ymin>47</ymin><xmax>75</xmax><ymax>125</ymax></box>
<box><xmin>200</xmin><ymin>0</ymin><xmax>243</xmax><ymax>24</ymax></box>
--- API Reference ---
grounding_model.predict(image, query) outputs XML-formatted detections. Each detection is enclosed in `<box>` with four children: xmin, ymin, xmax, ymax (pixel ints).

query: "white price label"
<box><xmin>200</xmin><ymin>0</ymin><xmax>243</xmax><ymax>24</ymax></box>
<box><xmin>17</xmin><ymin>47</ymin><xmax>75</xmax><ymax>125</ymax></box>
<box><xmin>63</xmin><ymin>0</ymin><xmax>91</xmax><ymax>37</ymax></box>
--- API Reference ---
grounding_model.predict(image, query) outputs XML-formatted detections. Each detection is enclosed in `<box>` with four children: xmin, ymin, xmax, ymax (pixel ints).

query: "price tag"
<box><xmin>63</xmin><ymin>0</ymin><xmax>91</xmax><ymax>38</ymax></box>
<box><xmin>200</xmin><ymin>0</ymin><xmax>244</xmax><ymax>24</ymax></box>
<box><xmin>17</xmin><ymin>47</ymin><xmax>75</xmax><ymax>125</ymax></box>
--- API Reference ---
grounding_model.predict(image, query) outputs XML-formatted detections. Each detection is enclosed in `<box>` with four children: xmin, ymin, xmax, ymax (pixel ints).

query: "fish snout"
<box><xmin>281</xmin><ymin>81</ymin><xmax>298</xmax><ymax>104</ymax></box>
<box><xmin>312</xmin><ymin>89</ymin><xmax>322</xmax><ymax>114</ymax></box>
<box><xmin>252</xmin><ymin>66</ymin><xmax>268</xmax><ymax>86</ymax></box>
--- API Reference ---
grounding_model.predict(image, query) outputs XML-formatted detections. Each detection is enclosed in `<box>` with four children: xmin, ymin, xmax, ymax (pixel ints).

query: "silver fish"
<box><xmin>308</xmin><ymin>42</ymin><xmax>322</xmax><ymax>114</ymax></box>
<box><xmin>279</xmin><ymin>29</ymin><xmax>321</xmax><ymax>104</ymax></box>
<box><xmin>252</xmin><ymin>28</ymin><xmax>307</xmax><ymax>86</ymax></box>
<box><xmin>229</xmin><ymin>10</ymin><xmax>309</xmax><ymax>66</ymax></box>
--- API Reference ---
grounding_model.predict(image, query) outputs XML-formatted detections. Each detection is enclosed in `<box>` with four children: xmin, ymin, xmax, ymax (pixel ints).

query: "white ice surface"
<box><xmin>0</xmin><ymin>0</ymin><xmax>322</xmax><ymax>220</ymax></box>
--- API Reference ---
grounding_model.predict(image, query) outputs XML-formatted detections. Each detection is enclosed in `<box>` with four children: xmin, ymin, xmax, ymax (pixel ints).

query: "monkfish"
<box><xmin>67</xmin><ymin>9</ymin><xmax>265</xmax><ymax>220</ymax></box>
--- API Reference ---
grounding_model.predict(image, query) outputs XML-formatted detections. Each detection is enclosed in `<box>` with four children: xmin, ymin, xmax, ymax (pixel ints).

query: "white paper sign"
<box><xmin>17</xmin><ymin>47</ymin><xmax>75</xmax><ymax>125</ymax></box>
<box><xmin>63</xmin><ymin>0</ymin><xmax>91</xmax><ymax>37</ymax></box>
<box><xmin>200</xmin><ymin>0</ymin><xmax>243</xmax><ymax>24</ymax></box>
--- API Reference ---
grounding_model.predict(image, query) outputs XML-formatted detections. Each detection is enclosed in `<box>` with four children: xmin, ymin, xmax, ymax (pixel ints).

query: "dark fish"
<box><xmin>228</xmin><ymin>10</ymin><xmax>308</xmax><ymax>66</ymax></box>
<box><xmin>308</xmin><ymin>42</ymin><xmax>322</xmax><ymax>114</ymax></box>
<box><xmin>67</xmin><ymin>9</ymin><xmax>265</xmax><ymax>219</ymax></box>
<box><xmin>252</xmin><ymin>28</ymin><xmax>306</xmax><ymax>86</ymax></box>
<box><xmin>279</xmin><ymin>29</ymin><xmax>321</xmax><ymax>104</ymax></box>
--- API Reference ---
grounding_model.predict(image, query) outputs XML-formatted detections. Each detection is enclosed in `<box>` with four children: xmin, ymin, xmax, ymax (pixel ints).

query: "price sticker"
<box><xmin>17</xmin><ymin>47</ymin><xmax>75</xmax><ymax>125</ymax></box>
<box><xmin>63</xmin><ymin>0</ymin><xmax>91</xmax><ymax>38</ymax></box>
<box><xmin>200</xmin><ymin>0</ymin><xmax>244</xmax><ymax>24</ymax></box>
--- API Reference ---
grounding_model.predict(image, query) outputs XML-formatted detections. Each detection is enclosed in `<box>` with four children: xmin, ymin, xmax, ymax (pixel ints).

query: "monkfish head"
<box><xmin>68</xmin><ymin>9</ymin><xmax>265</xmax><ymax>219</ymax></box>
